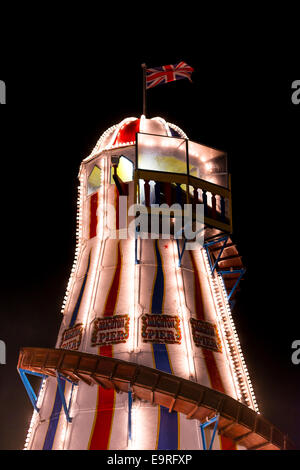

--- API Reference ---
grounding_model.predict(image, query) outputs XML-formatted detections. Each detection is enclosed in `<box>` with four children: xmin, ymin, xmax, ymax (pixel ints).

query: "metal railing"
<box><xmin>134</xmin><ymin>169</ymin><xmax>232</xmax><ymax>233</ymax></box>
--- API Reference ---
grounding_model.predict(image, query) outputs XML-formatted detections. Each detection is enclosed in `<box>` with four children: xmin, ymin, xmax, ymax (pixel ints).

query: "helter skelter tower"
<box><xmin>18</xmin><ymin>115</ymin><xmax>294</xmax><ymax>451</ymax></box>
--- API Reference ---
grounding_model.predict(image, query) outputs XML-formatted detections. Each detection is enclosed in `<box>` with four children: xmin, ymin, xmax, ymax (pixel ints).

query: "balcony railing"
<box><xmin>134</xmin><ymin>169</ymin><xmax>232</xmax><ymax>234</ymax></box>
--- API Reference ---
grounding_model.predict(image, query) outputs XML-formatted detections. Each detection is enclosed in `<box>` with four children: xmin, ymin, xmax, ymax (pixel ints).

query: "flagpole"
<box><xmin>141</xmin><ymin>63</ymin><xmax>147</xmax><ymax>117</ymax></box>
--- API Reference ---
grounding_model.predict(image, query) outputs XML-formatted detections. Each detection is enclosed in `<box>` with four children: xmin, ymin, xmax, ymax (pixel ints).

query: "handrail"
<box><xmin>135</xmin><ymin>169</ymin><xmax>189</xmax><ymax>186</ymax></box>
<box><xmin>189</xmin><ymin>174</ymin><xmax>230</xmax><ymax>198</ymax></box>
<box><xmin>135</xmin><ymin>169</ymin><xmax>230</xmax><ymax>198</ymax></box>
<box><xmin>134</xmin><ymin>169</ymin><xmax>232</xmax><ymax>234</ymax></box>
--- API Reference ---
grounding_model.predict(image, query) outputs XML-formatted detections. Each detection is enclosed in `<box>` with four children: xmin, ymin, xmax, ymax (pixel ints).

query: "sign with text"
<box><xmin>190</xmin><ymin>318</ymin><xmax>222</xmax><ymax>353</ymax></box>
<box><xmin>141</xmin><ymin>314</ymin><xmax>181</xmax><ymax>344</ymax></box>
<box><xmin>60</xmin><ymin>323</ymin><xmax>83</xmax><ymax>351</ymax></box>
<box><xmin>91</xmin><ymin>315</ymin><xmax>129</xmax><ymax>346</ymax></box>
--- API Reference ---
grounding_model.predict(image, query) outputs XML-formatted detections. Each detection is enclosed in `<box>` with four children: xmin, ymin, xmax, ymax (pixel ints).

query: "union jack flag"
<box><xmin>146</xmin><ymin>62</ymin><xmax>194</xmax><ymax>89</ymax></box>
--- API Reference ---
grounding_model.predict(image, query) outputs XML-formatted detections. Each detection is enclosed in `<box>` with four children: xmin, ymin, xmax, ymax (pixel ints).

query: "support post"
<box><xmin>176</xmin><ymin>238</ymin><xmax>187</xmax><ymax>267</ymax></box>
<box><xmin>18</xmin><ymin>369</ymin><xmax>46</xmax><ymax>412</ymax></box>
<box><xmin>210</xmin><ymin>235</ymin><xmax>229</xmax><ymax>274</ymax></box>
<box><xmin>200</xmin><ymin>414</ymin><xmax>219</xmax><ymax>450</ymax></box>
<box><xmin>128</xmin><ymin>389</ymin><xmax>133</xmax><ymax>443</ymax></box>
<box><xmin>204</xmin><ymin>235</ymin><xmax>229</xmax><ymax>273</ymax></box>
<box><xmin>55</xmin><ymin>371</ymin><xmax>73</xmax><ymax>423</ymax></box>
<box><xmin>218</xmin><ymin>269</ymin><xmax>245</xmax><ymax>301</ymax></box>
<box><xmin>227</xmin><ymin>269</ymin><xmax>245</xmax><ymax>301</ymax></box>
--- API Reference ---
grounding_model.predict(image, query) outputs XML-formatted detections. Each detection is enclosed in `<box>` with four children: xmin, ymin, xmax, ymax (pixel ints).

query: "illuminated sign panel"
<box><xmin>91</xmin><ymin>315</ymin><xmax>129</xmax><ymax>346</ymax></box>
<box><xmin>190</xmin><ymin>319</ymin><xmax>222</xmax><ymax>353</ymax></box>
<box><xmin>60</xmin><ymin>324</ymin><xmax>83</xmax><ymax>350</ymax></box>
<box><xmin>141</xmin><ymin>314</ymin><xmax>181</xmax><ymax>344</ymax></box>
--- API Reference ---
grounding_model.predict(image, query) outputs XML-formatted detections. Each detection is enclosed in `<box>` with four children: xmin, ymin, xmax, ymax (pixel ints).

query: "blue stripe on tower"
<box><xmin>42</xmin><ymin>252</ymin><xmax>91</xmax><ymax>450</ymax></box>
<box><xmin>69</xmin><ymin>253</ymin><xmax>91</xmax><ymax>327</ymax></box>
<box><xmin>42</xmin><ymin>376</ymin><xmax>66</xmax><ymax>450</ymax></box>
<box><xmin>152</xmin><ymin>240</ymin><xmax>179</xmax><ymax>450</ymax></box>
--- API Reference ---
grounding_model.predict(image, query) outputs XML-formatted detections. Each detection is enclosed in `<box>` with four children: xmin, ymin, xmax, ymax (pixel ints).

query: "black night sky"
<box><xmin>0</xmin><ymin>42</ymin><xmax>299</xmax><ymax>453</ymax></box>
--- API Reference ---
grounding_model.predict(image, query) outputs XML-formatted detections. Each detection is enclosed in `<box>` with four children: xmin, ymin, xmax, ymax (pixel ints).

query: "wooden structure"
<box><xmin>18</xmin><ymin>347</ymin><xmax>295</xmax><ymax>451</ymax></box>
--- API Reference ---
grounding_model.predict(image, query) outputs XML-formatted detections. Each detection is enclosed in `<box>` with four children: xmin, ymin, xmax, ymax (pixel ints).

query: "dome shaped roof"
<box><xmin>87</xmin><ymin>116</ymin><xmax>188</xmax><ymax>159</ymax></box>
